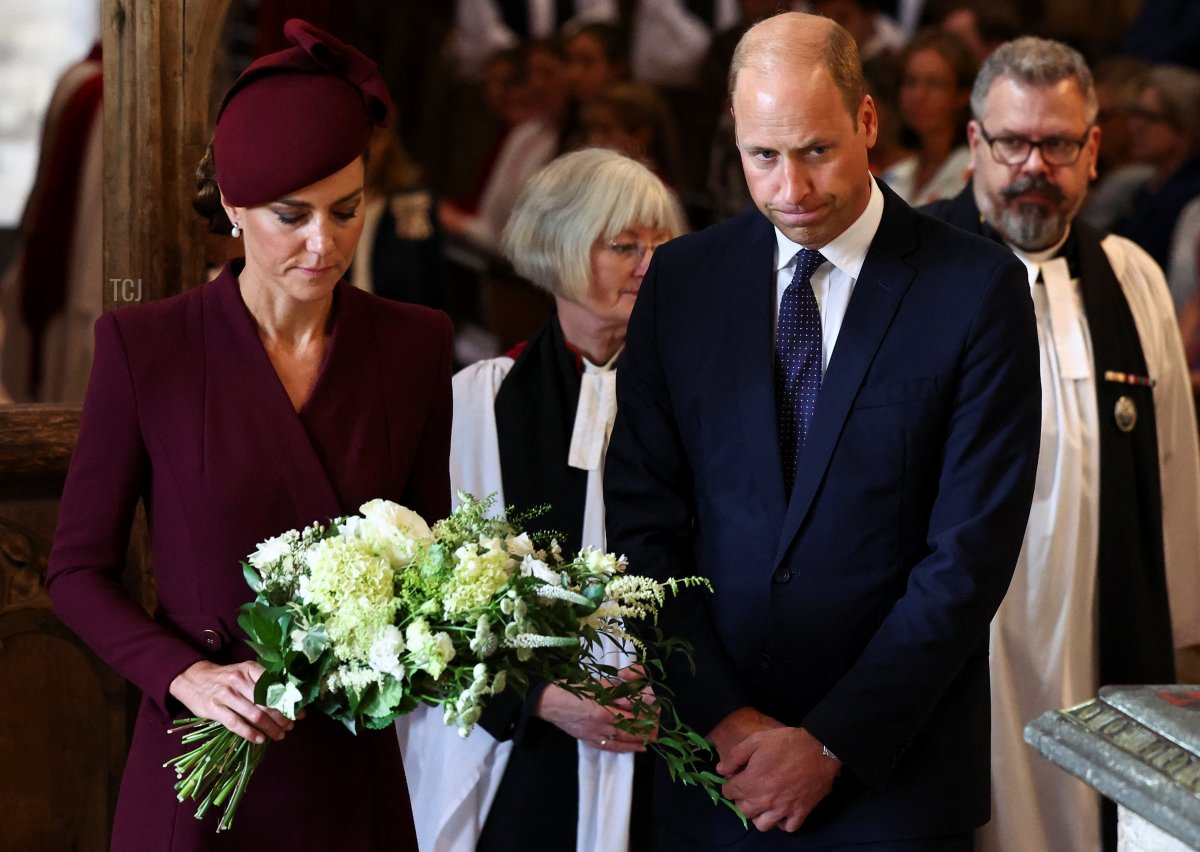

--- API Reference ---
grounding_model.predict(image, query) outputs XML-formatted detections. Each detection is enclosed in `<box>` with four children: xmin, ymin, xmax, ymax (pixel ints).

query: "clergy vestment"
<box><xmin>47</xmin><ymin>265</ymin><xmax>453</xmax><ymax>851</ymax></box>
<box><xmin>396</xmin><ymin>315</ymin><xmax>635</xmax><ymax>852</ymax></box>
<box><xmin>925</xmin><ymin>185</ymin><xmax>1200</xmax><ymax>852</ymax></box>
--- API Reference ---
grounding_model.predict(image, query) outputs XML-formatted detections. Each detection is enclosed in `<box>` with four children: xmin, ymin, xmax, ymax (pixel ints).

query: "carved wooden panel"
<box><xmin>0</xmin><ymin>407</ymin><xmax>153</xmax><ymax>849</ymax></box>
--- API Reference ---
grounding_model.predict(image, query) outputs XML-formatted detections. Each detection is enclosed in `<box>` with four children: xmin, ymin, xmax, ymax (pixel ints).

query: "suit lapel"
<box><xmin>206</xmin><ymin>265</ymin><xmax>343</xmax><ymax>524</ymax></box>
<box><xmin>773</xmin><ymin>187</ymin><xmax>919</xmax><ymax>567</ymax></box>
<box><xmin>726</xmin><ymin>215</ymin><xmax>789</xmax><ymax>524</ymax></box>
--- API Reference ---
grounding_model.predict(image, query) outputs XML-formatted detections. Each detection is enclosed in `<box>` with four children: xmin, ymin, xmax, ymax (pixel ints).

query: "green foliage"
<box><xmin>168</xmin><ymin>493</ymin><xmax>739</xmax><ymax>832</ymax></box>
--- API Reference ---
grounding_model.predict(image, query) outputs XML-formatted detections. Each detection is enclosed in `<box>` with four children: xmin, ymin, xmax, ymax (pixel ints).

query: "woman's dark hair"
<box><xmin>192</xmin><ymin>138</ymin><xmax>372</xmax><ymax>233</ymax></box>
<box><xmin>193</xmin><ymin>141</ymin><xmax>232</xmax><ymax>235</ymax></box>
<box><xmin>898</xmin><ymin>27</ymin><xmax>978</xmax><ymax>150</ymax></box>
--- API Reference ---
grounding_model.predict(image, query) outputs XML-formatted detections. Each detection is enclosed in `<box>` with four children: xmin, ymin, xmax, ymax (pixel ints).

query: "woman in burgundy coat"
<box><xmin>45</xmin><ymin>20</ymin><xmax>450</xmax><ymax>851</ymax></box>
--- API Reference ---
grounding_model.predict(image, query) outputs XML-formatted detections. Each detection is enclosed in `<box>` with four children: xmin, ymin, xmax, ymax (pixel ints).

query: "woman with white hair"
<box><xmin>397</xmin><ymin>147</ymin><xmax>684</xmax><ymax>852</ymax></box>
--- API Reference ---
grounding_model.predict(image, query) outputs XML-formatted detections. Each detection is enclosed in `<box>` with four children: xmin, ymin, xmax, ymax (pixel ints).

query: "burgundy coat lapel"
<box><xmin>297</xmin><ymin>282</ymin><xmax>395</xmax><ymax>513</ymax></box>
<box><xmin>205</xmin><ymin>265</ymin><xmax>342</xmax><ymax>524</ymax></box>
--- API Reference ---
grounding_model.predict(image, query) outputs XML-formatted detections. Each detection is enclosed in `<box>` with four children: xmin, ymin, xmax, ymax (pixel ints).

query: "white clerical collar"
<box><xmin>774</xmin><ymin>176</ymin><xmax>885</xmax><ymax>278</ymax></box>
<box><xmin>1008</xmin><ymin>226</ymin><xmax>1072</xmax><ymax>287</ymax></box>
<box><xmin>582</xmin><ymin>348</ymin><xmax>621</xmax><ymax>373</ymax></box>
<box><xmin>569</xmin><ymin>351</ymin><xmax>620</xmax><ymax>472</ymax></box>
<box><xmin>1011</xmin><ymin>226</ymin><xmax>1090</xmax><ymax>379</ymax></box>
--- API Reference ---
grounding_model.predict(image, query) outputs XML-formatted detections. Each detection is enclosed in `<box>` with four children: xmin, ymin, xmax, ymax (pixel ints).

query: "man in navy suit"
<box><xmin>605</xmin><ymin>11</ymin><xmax>1042</xmax><ymax>850</ymax></box>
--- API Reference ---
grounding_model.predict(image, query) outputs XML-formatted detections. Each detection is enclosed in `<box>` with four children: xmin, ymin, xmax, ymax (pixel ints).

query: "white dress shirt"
<box><xmin>773</xmin><ymin>177</ymin><xmax>885</xmax><ymax>372</ymax></box>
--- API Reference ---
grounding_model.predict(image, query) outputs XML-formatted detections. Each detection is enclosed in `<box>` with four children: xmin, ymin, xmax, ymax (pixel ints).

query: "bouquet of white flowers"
<box><xmin>165</xmin><ymin>493</ymin><xmax>726</xmax><ymax>831</ymax></box>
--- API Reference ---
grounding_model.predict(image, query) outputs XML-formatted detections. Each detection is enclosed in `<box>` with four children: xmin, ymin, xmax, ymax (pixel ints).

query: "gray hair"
<box><xmin>971</xmin><ymin>36</ymin><xmax>1098</xmax><ymax>125</ymax></box>
<box><xmin>500</xmin><ymin>148</ymin><xmax>685</xmax><ymax>302</ymax></box>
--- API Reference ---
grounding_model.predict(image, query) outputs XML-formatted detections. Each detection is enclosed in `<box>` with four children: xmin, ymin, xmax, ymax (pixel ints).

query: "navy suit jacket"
<box><xmin>605</xmin><ymin>182</ymin><xmax>1042</xmax><ymax>848</ymax></box>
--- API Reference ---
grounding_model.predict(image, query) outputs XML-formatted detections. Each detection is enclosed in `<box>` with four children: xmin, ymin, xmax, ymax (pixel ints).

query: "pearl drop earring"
<box><xmin>231</xmin><ymin>221</ymin><xmax>241</xmax><ymax>238</ymax></box>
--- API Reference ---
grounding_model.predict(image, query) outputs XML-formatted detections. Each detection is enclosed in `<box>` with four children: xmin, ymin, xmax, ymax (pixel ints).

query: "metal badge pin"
<box><xmin>1114</xmin><ymin>396</ymin><xmax>1138</xmax><ymax>433</ymax></box>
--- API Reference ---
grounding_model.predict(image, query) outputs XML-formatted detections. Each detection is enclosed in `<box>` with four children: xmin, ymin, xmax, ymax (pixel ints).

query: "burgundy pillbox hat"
<box><xmin>213</xmin><ymin>18</ymin><xmax>392</xmax><ymax>207</ymax></box>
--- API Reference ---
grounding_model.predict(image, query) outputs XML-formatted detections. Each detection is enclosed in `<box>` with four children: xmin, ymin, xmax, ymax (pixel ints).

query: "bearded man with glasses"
<box><xmin>924</xmin><ymin>36</ymin><xmax>1200</xmax><ymax>852</ymax></box>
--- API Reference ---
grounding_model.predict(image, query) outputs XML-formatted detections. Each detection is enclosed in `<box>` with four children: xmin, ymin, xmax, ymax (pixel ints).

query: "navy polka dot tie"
<box><xmin>775</xmin><ymin>248</ymin><xmax>825</xmax><ymax>491</ymax></box>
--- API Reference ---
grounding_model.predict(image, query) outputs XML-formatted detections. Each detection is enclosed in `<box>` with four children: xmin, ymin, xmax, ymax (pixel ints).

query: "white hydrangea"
<box><xmin>336</xmin><ymin>665</ymin><xmax>384</xmax><ymax>692</ymax></box>
<box><xmin>442</xmin><ymin>539</ymin><xmax>517</xmax><ymax>616</ymax></box>
<box><xmin>304</xmin><ymin>536</ymin><xmax>397</xmax><ymax>662</ymax></box>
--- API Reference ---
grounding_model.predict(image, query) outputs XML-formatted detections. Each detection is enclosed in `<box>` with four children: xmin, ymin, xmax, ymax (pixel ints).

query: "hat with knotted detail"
<box><xmin>213</xmin><ymin>18</ymin><xmax>392</xmax><ymax>206</ymax></box>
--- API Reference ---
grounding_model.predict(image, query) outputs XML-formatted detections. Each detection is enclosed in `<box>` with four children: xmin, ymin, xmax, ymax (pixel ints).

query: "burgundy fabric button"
<box><xmin>200</xmin><ymin>629</ymin><xmax>223</xmax><ymax>650</ymax></box>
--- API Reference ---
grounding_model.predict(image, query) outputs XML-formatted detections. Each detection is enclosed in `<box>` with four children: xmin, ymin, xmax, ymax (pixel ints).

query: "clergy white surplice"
<box><xmin>395</xmin><ymin>353</ymin><xmax>634</xmax><ymax>852</ymax></box>
<box><xmin>979</xmin><ymin>233</ymin><xmax>1200</xmax><ymax>852</ymax></box>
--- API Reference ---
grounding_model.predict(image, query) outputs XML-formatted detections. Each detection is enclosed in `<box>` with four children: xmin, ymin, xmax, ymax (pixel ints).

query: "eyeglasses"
<box><xmin>604</xmin><ymin>240</ymin><xmax>667</xmax><ymax>260</ymax></box>
<box><xmin>977</xmin><ymin>124</ymin><xmax>1092</xmax><ymax>166</ymax></box>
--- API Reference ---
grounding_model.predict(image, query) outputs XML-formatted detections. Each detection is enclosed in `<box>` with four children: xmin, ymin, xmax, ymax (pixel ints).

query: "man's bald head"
<box><xmin>728</xmin><ymin>12</ymin><xmax>866</xmax><ymax>129</ymax></box>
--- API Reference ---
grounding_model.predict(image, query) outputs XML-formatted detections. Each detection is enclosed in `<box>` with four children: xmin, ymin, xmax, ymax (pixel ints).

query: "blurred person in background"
<box><xmin>452</xmin><ymin>0</ymin><xmax>616</xmax><ymax>79</ymax></box>
<box><xmin>1079</xmin><ymin>56</ymin><xmax>1153</xmax><ymax>233</ymax></box>
<box><xmin>1112</xmin><ymin>65</ymin><xmax>1200</xmax><ymax>298</ymax></box>
<box><xmin>0</xmin><ymin>42</ymin><xmax>102</xmax><ymax>403</ymax></box>
<box><xmin>810</xmin><ymin>0</ymin><xmax>907</xmax><ymax>62</ymax></box>
<box><xmin>558</xmin><ymin>22</ymin><xmax>632</xmax><ymax>153</ymax></box>
<box><xmin>863</xmin><ymin>53</ymin><xmax>915</xmax><ymax>176</ymax></box>
<box><xmin>353</xmin><ymin>124</ymin><xmax>447</xmax><ymax>312</ymax></box>
<box><xmin>882</xmin><ymin>28</ymin><xmax>978</xmax><ymax>205</ymax></box>
<box><xmin>934</xmin><ymin>0</ymin><xmax>1020</xmax><ymax>63</ymax></box>
<box><xmin>440</xmin><ymin>39</ymin><xmax>569</xmax><ymax>255</ymax></box>
<box><xmin>629</xmin><ymin>0</ymin><xmax>742</xmax><ymax>89</ymax></box>
<box><xmin>581</xmin><ymin>80</ymin><xmax>686</xmax><ymax>192</ymax></box>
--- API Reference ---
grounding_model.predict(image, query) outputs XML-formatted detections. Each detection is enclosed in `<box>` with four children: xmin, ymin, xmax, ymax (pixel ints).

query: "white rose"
<box><xmin>360</xmin><ymin>500</ymin><xmax>433</xmax><ymax>541</ymax></box>
<box><xmin>582</xmin><ymin>547</ymin><xmax>619</xmax><ymax>575</ymax></box>
<box><xmin>357</xmin><ymin>499</ymin><xmax>433</xmax><ymax>565</ymax></box>
<box><xmin>520</xmin><ymin>554</ymin><xmax>561</xmax><ymax>585</ymax></box>
<box><xmin>368</xmin><ymin>625</ymin><xmax>407</xmax><ymax>679</ymax></box>
<box><xmin>248</xmin><ymin>534</ymin><xmax>291</xmax><ymax>570</ymax></box>
<box><xmin>505</xmin><ymin>533</ymin><xmax>535</xmax><ymax>558</ymax></box>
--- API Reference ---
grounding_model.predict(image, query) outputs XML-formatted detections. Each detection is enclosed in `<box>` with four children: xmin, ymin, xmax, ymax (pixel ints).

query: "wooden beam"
<box><xmin>102</xmin><ymin>0</ymin><xmax>231</xmax><ymax>311</ymax></box>
<box><xmin>0</xmin><ymin>406</ymin><xmax>79</xmax><ymax>495</ymax></box>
